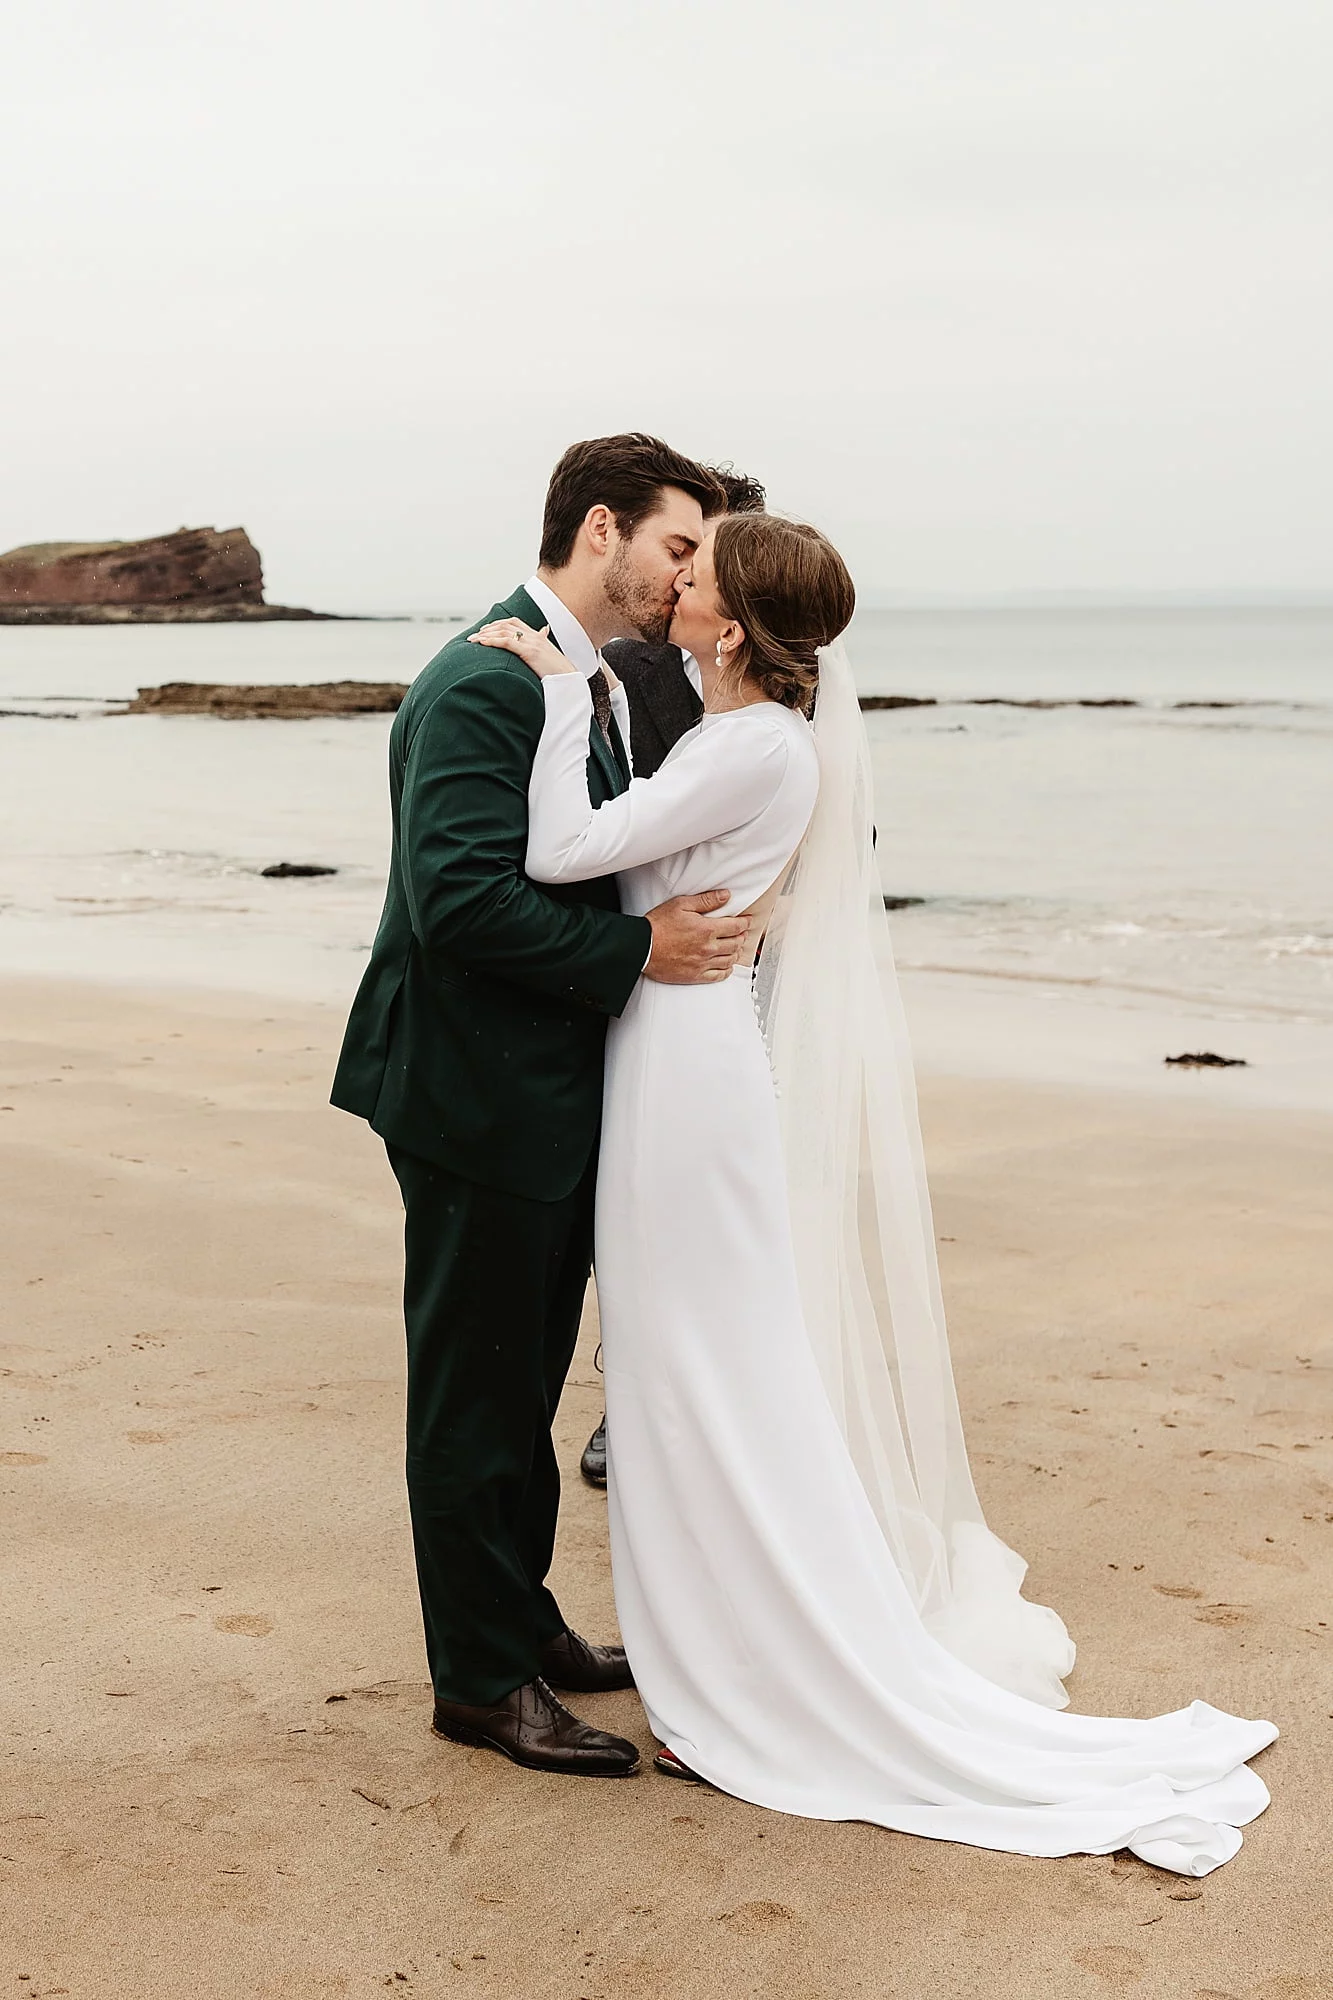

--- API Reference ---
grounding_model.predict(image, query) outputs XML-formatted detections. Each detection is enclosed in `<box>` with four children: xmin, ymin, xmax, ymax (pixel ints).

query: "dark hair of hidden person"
<box><xmin>705</xmin><ymin>464</ymin><xmax>768</xmax><ymax>516</ymax></box>
<box><xmin>712</xmin><ymin>513</ymin><xmax>856</xmax><ymax>715</ymax></box>
<box><xmin>539</xmin><ymin>434</ymin><xmax>726</xmax><ymax>566</ymax></box>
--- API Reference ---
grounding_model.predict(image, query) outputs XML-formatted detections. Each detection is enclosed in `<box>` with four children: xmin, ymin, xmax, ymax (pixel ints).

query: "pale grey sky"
<box><xmin>3</xmin><ymin>0</ymin><xmax>1330</xmax><ymax>610</ymax></box>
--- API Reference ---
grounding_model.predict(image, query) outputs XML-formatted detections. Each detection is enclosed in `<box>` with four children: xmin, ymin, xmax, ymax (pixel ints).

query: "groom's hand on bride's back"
<box><xmin>643</xmin><ymin>889</ymin><xmax>749</xmax><ymax>985</ymax></box>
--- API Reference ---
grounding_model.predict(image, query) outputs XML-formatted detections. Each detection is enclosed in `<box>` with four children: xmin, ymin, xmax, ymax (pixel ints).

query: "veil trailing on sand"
<box><xmin>754</xmin><ymin>639</ymin><xmax>1076</xmax><ymax>1709</ymax></box>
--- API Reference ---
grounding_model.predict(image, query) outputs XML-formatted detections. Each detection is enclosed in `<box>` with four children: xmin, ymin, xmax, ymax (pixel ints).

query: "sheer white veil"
<box><xmin>754</xmin><ymin>639</ymin><xmax>1076</xmax><ymax>1708</ymax></box>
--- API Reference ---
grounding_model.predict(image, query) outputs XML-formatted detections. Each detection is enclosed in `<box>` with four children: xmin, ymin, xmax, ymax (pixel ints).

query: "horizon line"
<box><xmin>312</xmin><ymin>588</ymin><xmax>1333</xmax><ymax>621</ymax></box>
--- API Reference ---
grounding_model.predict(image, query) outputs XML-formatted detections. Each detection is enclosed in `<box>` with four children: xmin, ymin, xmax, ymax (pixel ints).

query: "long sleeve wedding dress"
<box><xmin>524</xmin><ymin>666</ymin><xmax>1275</xmax><ymax>1876</ymax></box>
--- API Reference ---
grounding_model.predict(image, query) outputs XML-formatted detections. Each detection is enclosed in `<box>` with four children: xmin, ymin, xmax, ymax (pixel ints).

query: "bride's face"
<box><xmin>669</xmin><ymin>527</ymin><xmax>733</xmax><ymax>661</ymax></box>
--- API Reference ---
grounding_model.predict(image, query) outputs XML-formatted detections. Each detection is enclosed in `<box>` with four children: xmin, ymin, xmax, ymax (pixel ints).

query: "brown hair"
<box><xmin>711</xmin><ymin>514</ymin><xmax>856</xmax><ymax>712</ymax></box>
<box><xmin>539</xmin><ymin>434</ymin><xmax>725</xmax><ymax>568</ymax></box>
<box><xmin>702</xmin><ymin>463</ymin><xmax>767</xmax><ymax>517</ymax></box>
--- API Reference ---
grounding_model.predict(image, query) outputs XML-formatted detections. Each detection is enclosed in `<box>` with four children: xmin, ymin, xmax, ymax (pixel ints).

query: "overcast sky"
<box><xmin>3</xmin><ymin>0</ymin><xmax>1330</xmax><ymax>610</ymax></box>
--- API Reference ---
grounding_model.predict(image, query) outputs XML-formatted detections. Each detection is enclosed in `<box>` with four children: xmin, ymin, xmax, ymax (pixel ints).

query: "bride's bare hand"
<box><xmin>467</xmin><ymin>621</ymin><xmax>576</xmax><ymax>677</ymax></box>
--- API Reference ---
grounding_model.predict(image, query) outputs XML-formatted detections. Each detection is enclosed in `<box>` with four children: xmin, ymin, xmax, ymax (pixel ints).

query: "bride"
<box><xmin>468</xmin><ymin>511</ymin><xmax>1276</xmax><ymax>1876</ymax></box>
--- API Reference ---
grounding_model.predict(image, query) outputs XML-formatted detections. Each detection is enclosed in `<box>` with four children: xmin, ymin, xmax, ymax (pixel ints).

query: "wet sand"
<box><xmin>1</xmin><ymin>976</ymin><xmax>1329</xmax><ymax>1999</ymax></box>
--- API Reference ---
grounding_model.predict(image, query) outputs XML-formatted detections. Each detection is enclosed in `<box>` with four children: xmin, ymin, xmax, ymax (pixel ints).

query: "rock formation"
<box><xmin>0</xmin><ymin>527</ymin><xmax>333</xmax><ymax>621</ymax></box>
<box><xmin>1164</xmin><ymin>1051</ymin><xmax>1249</xmax><ymax>1068</ymax></box>
<box><xmin>125</xmin><ymin>681</ymin><xmax>406</xmax><ymax>718</ymax></box>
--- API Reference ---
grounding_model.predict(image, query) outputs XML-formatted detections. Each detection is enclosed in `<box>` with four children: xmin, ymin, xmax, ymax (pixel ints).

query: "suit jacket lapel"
<box><xmin>587</xmin><ymin>714</ymin><xmax>624</xmax><ymax>798</ymax></box>
<box><xmin>606</xmin><ymin>711</ymin><xmax>631</xmax><ymax>789</ymax></box>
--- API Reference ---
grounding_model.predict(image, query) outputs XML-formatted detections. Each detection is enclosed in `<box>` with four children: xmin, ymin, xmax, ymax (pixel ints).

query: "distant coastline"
<box><xmin>0</xmin><ymin>602</ymin><xmax>341</xmax><ymax>625</ymax></box>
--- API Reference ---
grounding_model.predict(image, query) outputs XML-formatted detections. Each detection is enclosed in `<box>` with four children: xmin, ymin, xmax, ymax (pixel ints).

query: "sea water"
<box><xmin>2</xmin><ymin>607</ymin><xmax>1330</xmax><ymax>1098</ymax></box>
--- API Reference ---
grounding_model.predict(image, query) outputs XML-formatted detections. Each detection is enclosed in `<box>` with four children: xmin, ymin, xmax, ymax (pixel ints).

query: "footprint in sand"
<box><xmin>1074</xmin><ymin>1944</ymin><xmax>1145</xmax><ymax>1987</ymax></box>
<box><xmin>1239</xmin><ymin>1546</ymin><xmax>1308</xmax><ymax>1572</ymax></box>
<box><xmin>127</xmin><ymin>1430</ymin><xmax>170</xmax><ymax>1445</ymax></box>
<box><xmin>1193</xmin><ymin>1604</ymin><xmax>1251</xmax><ymax>1628</ymax></box>
<box><xmin>1154</xmin><ymin>1585</ymin><xmax>1204</xmax><ymax>1600</ymax></box>
<box><xmin>0</xmin><ymin>1451</ymin><xmax>48</xmax><ymax>1467</ymax></box>
<box><xmin>213</xmin><ymin>1613</ymin><xmax>274</xmax><ymax>1637</ymax></box>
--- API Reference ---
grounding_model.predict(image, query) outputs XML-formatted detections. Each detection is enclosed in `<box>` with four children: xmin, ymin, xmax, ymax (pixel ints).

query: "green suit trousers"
<box><xmin>387</xmin><ymin>1143</ymin><xmax>597</xmax><ymax>1705</ymax></box>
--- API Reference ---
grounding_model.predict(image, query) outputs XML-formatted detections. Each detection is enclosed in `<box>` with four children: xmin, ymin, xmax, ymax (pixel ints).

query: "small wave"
<box><xmin>898</xmin><ymin>959</ymin><xmax>1331</xmax><ymax>1022</ymax></box>
<box><xmin>1263</xmin><ymin>934</ymin><xmax>1333</xmax><ymax>959</ymax></box>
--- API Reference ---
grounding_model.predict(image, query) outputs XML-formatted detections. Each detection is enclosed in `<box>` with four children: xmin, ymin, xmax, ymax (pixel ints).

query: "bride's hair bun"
<box><xmin>712</xmin><ymin>514</ymin><xmax>856</xmax><ymax>714</ymax></box>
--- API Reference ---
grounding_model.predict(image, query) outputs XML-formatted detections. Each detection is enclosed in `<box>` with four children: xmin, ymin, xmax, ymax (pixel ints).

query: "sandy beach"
<box><xmin>1</xmin><ymin>975</ymin><xmax>1328</xmax><ymax>1999</ymax></box>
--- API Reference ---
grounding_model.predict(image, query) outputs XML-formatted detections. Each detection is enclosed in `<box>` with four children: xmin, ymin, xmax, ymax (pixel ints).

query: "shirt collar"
<box><xmin>524</xmin><ymin>575</ymin><xmax>602</xmax><ymax>679</ymax></box>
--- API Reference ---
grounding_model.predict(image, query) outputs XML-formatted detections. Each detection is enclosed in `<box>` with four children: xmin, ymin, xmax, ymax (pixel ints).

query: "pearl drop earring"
<box><xmin>715</xmin><ymin>639</ymin><xmax>724</xmax><ymax>668</ymax></box>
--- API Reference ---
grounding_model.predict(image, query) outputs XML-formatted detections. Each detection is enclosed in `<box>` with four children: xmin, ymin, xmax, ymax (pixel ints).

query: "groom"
<box><xmin>332</xmin><ymin>434</ymin><xmax>746</xmax><ymax>1777</ymax></box>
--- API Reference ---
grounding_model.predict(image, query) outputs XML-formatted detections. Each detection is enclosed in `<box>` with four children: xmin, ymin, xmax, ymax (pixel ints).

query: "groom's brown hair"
<box><xmin>540</xmin><ymin>434</ymin><xmax>725</xmax><ymax>568</ymax></box>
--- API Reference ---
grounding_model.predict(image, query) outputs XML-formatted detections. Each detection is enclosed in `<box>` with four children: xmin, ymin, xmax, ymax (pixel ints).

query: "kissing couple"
<box><xmin>333</xmin><ymin>433</ymin><xmax>1274</xmax><ymax>1875</ymax></box>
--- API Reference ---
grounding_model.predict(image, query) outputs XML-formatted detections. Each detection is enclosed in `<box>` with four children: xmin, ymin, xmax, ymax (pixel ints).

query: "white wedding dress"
<box><xmin>525</xmin><ymin>664</ymin><xmax>1275</xmax><ymax>1876</ymax></box>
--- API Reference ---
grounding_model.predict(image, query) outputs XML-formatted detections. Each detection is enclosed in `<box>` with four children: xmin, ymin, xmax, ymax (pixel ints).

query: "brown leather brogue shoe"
<box><xmin>432</xmin><ymin>1678</ymin><xmax>639</xmax><ymax>1777</ymax></box>
<box><xmin>538</xmin><ymin>1626</ymin><xmax>635</xmax><ymax>1694</ymax></box>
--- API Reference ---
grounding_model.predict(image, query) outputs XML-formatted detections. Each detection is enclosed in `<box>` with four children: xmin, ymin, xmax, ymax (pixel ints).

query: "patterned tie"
<box><xmin>588</xmin><ymin>665</ymin><xmax>614</xmax><ymax>746</ymax></box>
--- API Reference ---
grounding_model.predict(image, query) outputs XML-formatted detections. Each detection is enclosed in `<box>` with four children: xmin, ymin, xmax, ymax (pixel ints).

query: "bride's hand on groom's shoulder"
<box><xmin>468</xmin><ymin>622</ymin><xmax>576</xmax><ymax>677</ymax></box>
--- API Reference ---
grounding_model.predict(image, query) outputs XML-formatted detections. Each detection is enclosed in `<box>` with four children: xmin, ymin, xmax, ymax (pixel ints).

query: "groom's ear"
<box><xmin>581</xmin><ymin>504</ymin><xmax>616</xmax><ymax>559</ymax></box>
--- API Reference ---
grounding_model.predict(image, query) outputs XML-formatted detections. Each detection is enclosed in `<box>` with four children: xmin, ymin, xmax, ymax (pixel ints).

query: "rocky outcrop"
<box><xmin>1164</xmin><ymin>1051</ymin><xmax>1249</xmax><ymax>1068</ymax></box>
<box><xmin>0</xmin><ymin>527</ymin><xmax>334</xmax><ymax>621</ymax></box>
<box><xmin>125</xmin><ymin>681</ymin><xmax>407</xmax><ymax>718</ymax></box>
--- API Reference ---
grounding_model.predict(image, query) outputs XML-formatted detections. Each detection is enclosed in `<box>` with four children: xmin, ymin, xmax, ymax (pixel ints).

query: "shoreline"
<box><xmin>3</xmin><ymin>956</ymin><xmax>1330</xmax><ymax>1115</ymax></box>
<box><xmin>2</xmin><ymin>974</ymin><xmax>1327</xmax><ymax>1994</ymax></box>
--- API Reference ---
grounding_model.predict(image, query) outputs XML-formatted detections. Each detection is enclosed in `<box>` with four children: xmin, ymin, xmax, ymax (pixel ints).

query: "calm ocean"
<box><xmin>3</xmin><ymin>606</ymin><xmax>1331</xmax><ymax>1081</ymax></box>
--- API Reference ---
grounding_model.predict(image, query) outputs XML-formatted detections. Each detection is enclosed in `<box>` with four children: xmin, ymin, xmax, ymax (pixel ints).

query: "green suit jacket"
<box><xmin>331</xmin><ymin>586</ymin><xmax>651</xmax><ymax>1201</ymax></box>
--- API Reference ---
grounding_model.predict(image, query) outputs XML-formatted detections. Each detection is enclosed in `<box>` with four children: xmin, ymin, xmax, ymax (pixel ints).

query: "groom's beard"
<box><xmin>604</xmin><ymin>543</ymin><xmax>675</xmax><ymax>645</ymax></box>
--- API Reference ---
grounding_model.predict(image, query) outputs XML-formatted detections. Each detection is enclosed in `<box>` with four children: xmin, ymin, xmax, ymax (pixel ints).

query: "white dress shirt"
<box><xmin>682</xmin><ymin>649</ymin><xmax>703</xmax><ymax>698</ymax></box>
<box><xmin>523</xmin><ymin>575</ymin><xmax>603</xmax><ymax>680</ymax></box>
<box><xmin>524</xmin><ymin>571</ymin><xmax>636</xmax><ymax>763</ymax></box>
